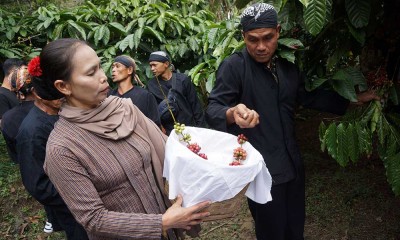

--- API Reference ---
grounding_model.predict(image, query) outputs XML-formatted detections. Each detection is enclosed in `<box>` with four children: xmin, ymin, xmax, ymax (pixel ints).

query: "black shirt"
<box><xmin>109</xmin><ymin>86</ymin><xmax>161</xmax><ymax>127</ymax></box>
<box><xmin>206</xmin><ymin>49</ymin><xmax>349</xmax><ymax>185</ymax></box>
<box><xmin>0</xmin><ymin>86</ymin><xmax>18</xmax><ymax>119</ymax></box>
<box><xmin>1</xmin><ymin>100</ymin><xmax>34</xmax><ymax>163</ymax></box>
<box><xmin>147</xmin><ymin>72</ymin><xmax>206</xmax><ymax>134</ymax></box>
<box><xmin>16</xmin><ymin>105</ymin><xmax>63</xmax><ymax>205</ymax></box>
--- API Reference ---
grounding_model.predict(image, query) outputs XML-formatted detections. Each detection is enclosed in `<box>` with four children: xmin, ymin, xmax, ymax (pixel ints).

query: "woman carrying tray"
<box><xmin>35</xmin><ymin>38</ymin><xmax>210</xmax><ymax>240</ymax></box>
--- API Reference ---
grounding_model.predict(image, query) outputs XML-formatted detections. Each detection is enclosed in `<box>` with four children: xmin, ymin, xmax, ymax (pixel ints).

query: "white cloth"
<box><xmin>163</xmin><ymin>126</ymin><xmax>272</xmax><ymax>207</ymax></box>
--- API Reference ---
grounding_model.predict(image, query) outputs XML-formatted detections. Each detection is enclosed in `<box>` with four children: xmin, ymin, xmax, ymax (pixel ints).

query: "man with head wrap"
<box><xmin>110</xmin><ymin>55</ymin><xmax>161</xmax><ymax>127</ymax></box>
<box><xmin>147</xmin><ymin>51</ymin><xmax>206</xmax><ymax>135</ymax></box>
<box><xmin>16</xmin><ymin>58</ymin><xmax>88</xmax><ymax>239</ymax></box>
<box><xmin>206</xmin><ymin>3</ymin><xmax>379</xmax><ymax>239</ymax></box>
<box><xmin>0</xmin><ymin>58</ymin><xmax>24</xmax><ymax>122</ymax></box>
<box><xmin>1</xmin><ymin>65</ymin><xmax>34</xmax><ymax>163</ymax></box>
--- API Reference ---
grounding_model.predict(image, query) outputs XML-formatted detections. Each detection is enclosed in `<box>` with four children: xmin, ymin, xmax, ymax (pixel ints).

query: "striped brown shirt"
<box><xmin>44</xmin><ymin>116</ymin><xmax>170</xmax><ymax>240</ymax></box>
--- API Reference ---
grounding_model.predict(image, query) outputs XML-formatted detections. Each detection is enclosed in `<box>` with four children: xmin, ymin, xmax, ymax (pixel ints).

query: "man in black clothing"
<box><xmin>147</xmin><ymin>51</ymin><xmax>206</xmax><ymax>134</ymax></box>
<box><xmin>16</xmin><ymin>70</ymin><xmax>88</xmax><ymax>240</ymax></box>
<box><xmin>1</xmin><ymin>65</ymin><xmax>34</xmax><ymax>163</ymax></box>
<box><xmin>0</xmin><ymin>58</ymin><xmax>24</xmax><ymax>122</ymax></box>
<box><xmin>206</xmin><ymin>3</ymin><xmax>379</xmax><ymax>240</ymax></box>
<box><xmin>110</xmin><ymin>55</ymin><xmax>161</xmax><ymax>127</ymax></box>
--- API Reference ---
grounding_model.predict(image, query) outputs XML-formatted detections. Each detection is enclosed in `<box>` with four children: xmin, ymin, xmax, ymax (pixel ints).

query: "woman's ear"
<box><xmin>54</xmin><ymin>80</ymin><xmax>71</xmax><ymax>96</ymax></box>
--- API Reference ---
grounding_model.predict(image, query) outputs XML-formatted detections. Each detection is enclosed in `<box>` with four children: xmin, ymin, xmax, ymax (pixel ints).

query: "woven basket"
<box><xmin>201</xmin><ymin>184</ymin><xmax>248</xmax><ymax>222</ymax></box>
<box><xmin>165</xmin><ymin>182</ymin><xmax>248</xmax><ymax>222</ymax></box>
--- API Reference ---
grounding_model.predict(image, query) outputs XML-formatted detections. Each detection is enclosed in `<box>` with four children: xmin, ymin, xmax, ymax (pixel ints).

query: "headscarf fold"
<box><xmin>59</xmin><ymin>96</ymin><xmax>136</xmax><ymax>140</ymax></box>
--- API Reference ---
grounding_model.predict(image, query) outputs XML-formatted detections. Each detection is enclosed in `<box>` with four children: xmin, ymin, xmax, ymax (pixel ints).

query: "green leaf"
<box><xmin>346</xmin><ymin>67</ymin><xmax>368</xmax><ymax>91</ymax></box>
<box><xmin>193</xmin><ymin>73</ymin><xmax>201</xmax><ymax>86</ymax></box>
<box><xmin>206</xmin><ymin>72</ymin><xmax>216</xmax><ymax>93</ymax></box>
<box><xmin>119</xmin><ymin>34</ymin><xmax>134</xmax><ymax>52</ymax></box>
<box><xmin>188</xmin><ymin>36</ymin><xmax>199</xmax><ymax>52</ymax></box>
<box><xmin>187</xmin><ymin>18</ymin><xmax>195</xmax><ymax>30</ymax></box>
<box><xmin>298</xmin><ymin>0</ymin><xmax>310</xmax><ymax>7</ymax></box>
<box><xmin>188</xmin><ymin>62</ymin><xmax>206</xmax><ymax>77</ymax></box>
<box><xmin>102</xmin><ymin>26</ymin><xmax>110</xmax><ymax>45</ymax></box>
<box><xmin>319</xmin><ymin>121</ymin><xmax>327</xmax><ymax>152</ymax></box>
<box><xmin>326</xmin><ymin>48</ymin><xmax>347</xmax><ymax>71</ymax></box>
<box><xmin>355</xmin><ymin>122</ymin><xmax>372</xmax><ymax>156</ymax></box>
<box><xmin>306</xmin><ymin>76</ymin><xmax>328</xmax><ymax>91</ymax></box>
<box><xmin>133</xmin><ymin>28</ymin><xmax>143</xmax><ymax>49</ymax></box>
<box><xmin>53</xmin><ymin>23</ymin><xmax>66</xmax><ymax>39</ymax></box>
<box><xmin>109</xmin><ymin>22</ymin><xmax>127</xmax><ymax>34</ymax></box>
<box><xmin>6</xmin><ymin>30</ymin><xmax>15</xmax><ymax>40</ymax></box>
<box><xmin>277</xmin><ymin>49</ymin><xmax>296</xmax><ymax>63</ymax></box>
<box><xmin>68</xmin><ymin>20</ymin><xmax>87</xmax><ymax>40</ymax></box>
<box><xmin>96</xmin><ymin>25</ymin><xmax>106</xmax><ymax>41</ymax></box>
<box><xmin>332</xmin><ymin>69</ymin><xmax>359</xmax><ymax>102</ymax></box>
<box><xmin>207</xmin><ymin>28</ymin><xmax>219</xmax><ymax>48</ymax></box>
<box><xmin>336</xmin><ymin>123</ymin><xmax>349</xmax><ymax>167</ymax></box>
<box><xmin>43</xmin><ymin>17</ymin><xmax>54</xmax><ymax>29</ymax></box>
<box><xmin>346</xmin><ymin>20</ymin><xmax>366</xmax><ymax>44</ymax></box>
<box><xmin>346</xmin><ymin>123</ymin><xmax>359</xmax><ymax>163</ymax></box>
<box><xmin>265</xmin><ymin>0</ymin><xmax>283</xmax><ymax>12</ymax></box>
<box><xmin>178</xmin><ymin>43</ymin><xmax>188</xmax><ymax>57</ymax></box>
<box><xmin>385</xmin><ymin>131</ymin><xmax>400</xmax><ymax>157</ymax></box>
<box><xmin>386</xmin><ymin>113</ymin><xmax>400</xmax><ymax>129</ymax></box>
<box><xmin>157</xmin><ymin>14</ymin><xmax>165</xmax><ymax>31</ymax></box>
<box><xmin>303</xmin><ymin>0</ymin><xmax>326</xmax><ymax>36</ymax></box>
<box><xmin>0</xmin><ymin>49</ymin><xmax>17</xmax><ymax>58</ymax></box>
<box><xmin>388</xmin><ymin>85</ymin><xmax>399</xmax><ymax>105</ymax></box>
<box><xmin>138</xmin><ymin>18</ymin><xmax>145</xmax><ymax>28</ymax></box>
<box><xmin>345</xmin><ymin>0</ymin><xmax>370</xmax><ymax>28</ymax></box>
<box><xmin>101</xmin><ymin>60</ymin><xmax>112</xmax><ymax>77</ymax></box>
<box><xmin>143</xmin><ymin>26</ymin><xmax>165</xmax><ymax>42</ymax></box>
<box><xmin>377</xmin><ymin>114</ymin><xmax>387</xmax><ymax>146</ymax></box>
<box><xmin>370</xmin><ymin>101</ymin><xmax>381</xmax><ymax>133</ymax></box>
<box><xmin>278</xmin><ymin>38</ymin><xmax>304</xmax><ymax>50</ymax></box>
<box><xmin>383</xmin><ymin>152</ymin><xmax>400</xmax><ymax>196</ymax></box>
<box><xmin>325</xmin><ymin>123</ymin><xmax>338</xmax><ymax>161</ymax></box>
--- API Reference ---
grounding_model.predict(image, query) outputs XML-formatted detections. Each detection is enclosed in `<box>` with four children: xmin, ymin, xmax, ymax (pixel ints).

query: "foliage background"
<box><xmin>0</xmin><ymin>0</ymin><xmax>400</xmax><ymax>238</ymax></box>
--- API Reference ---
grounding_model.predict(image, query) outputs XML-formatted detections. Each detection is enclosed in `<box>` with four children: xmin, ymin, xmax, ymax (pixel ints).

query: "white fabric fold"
<box><xmin>163</xmin><ymin>126</ymin><xmax>272</xmax><ymax>207</ymax></box>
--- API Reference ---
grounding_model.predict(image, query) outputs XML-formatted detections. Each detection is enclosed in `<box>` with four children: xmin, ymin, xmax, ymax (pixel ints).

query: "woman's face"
<box><xmin>66</xmin><ymin>44</ymin><xmax>109</xmax><ymax>109</ymax></box>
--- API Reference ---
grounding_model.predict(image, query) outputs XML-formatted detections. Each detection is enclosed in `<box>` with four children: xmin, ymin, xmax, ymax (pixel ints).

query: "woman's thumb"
<box><xmin>173</xmin><ymin>194</ymin><xmax>183</xmax><ymax>207</ymax></box>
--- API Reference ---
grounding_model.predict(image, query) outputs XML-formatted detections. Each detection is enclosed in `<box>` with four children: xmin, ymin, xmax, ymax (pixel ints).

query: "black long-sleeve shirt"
<box><xmin>206</xmin><ymin>49</ymin><xmax>349</xmax><ymax>185</ymax></box>
<box><xmin>147</xmin><ymin>72</ymin><xmax>206</xmax><ymax>134</ymax></box>
<box><xmin>1</xmin><ymin>101</ymin><xmax>34</xmax><ymax>163</ymax></box>
<box><xmin>109</xmin><ymin>86</ymin><xmax>161</xmax><ymax>127</ymax></box>
<box><xmin>16</xmin><ymin>105</ymin><xmax>64</xmax><ymax>205</ymax></box>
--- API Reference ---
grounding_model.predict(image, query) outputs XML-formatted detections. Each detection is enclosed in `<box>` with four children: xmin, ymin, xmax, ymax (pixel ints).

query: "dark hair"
<box><xmin>36</xmin><ymin>38</ymin><xmax>87</xmax><ymax>100</ymax></box>
<box><xmin>3</xmin><ymin>58</ymin><xmax>25</xmax><ymax>77</ymax></box>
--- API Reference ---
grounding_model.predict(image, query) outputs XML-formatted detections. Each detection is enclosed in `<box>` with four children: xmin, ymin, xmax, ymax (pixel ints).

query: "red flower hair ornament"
<box><xmin>27</xmin><ymin>56</ymin><xmax>42</xmax><ymax>77</ymax></box>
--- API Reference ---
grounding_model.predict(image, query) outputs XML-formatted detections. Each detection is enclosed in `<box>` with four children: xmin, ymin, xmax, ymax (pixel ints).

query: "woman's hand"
<box><xmin>162</xmin><ymin>195</ymin><xmax>211</xmax><ymax>231</ymax></box>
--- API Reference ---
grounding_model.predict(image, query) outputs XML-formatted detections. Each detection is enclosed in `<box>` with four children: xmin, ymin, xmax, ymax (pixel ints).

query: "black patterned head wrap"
<box><xmin>240</xmin><ymin>3</ymin><xmax>278</xmax><ymax>32</ymax></box>
<box><xmin>148</xmin><ymin>51</ymin><xmax>170</xmax><ymax>63</ymax></box>
<box><xmin>114</xmin><ymin>55</ymin><xmax>135</xmax><ymax>69</ymax></box>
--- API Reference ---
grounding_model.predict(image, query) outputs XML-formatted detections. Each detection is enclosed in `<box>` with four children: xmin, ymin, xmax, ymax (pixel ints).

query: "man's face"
<box><xmin>149</xmin><ymin>61</ymin><xmax>169</xmax><ymax>77</ymax></box>
<box><xmin>111</xmin><ymin>62</ymin><xmax>133</xmax><ymax>83</ymax></box>
<box><xmin>243</xmin><ymin>26</ymin><xmax>280</xmax><ymax>64</ymax></box>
